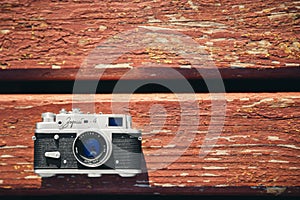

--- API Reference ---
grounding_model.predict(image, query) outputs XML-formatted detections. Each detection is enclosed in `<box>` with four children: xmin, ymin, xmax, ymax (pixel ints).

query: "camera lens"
<box><xmin>81</xmin><ymin>138</ymin><xmax>101</xmax><ymax>159</ymax></box>
<box><xmin>73</xmin><ymin>131</ymin><xmax>112</xmax><ymax>167</ymax></box>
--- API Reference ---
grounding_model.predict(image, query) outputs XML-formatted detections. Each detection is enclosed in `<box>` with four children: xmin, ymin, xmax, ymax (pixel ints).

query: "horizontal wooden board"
<box><xmin>0</xmin><ymin>67</ymin><xmax>300</xmax><ymax>81</ymax></box>
<box><xmin>0</xmin><ymin>93</ymin><xmax>299</xmax><ymax>195</ymax></box>
<box><xmin>0</xmin><ymin>0</ymin><xmax>299</xmax><ymax>75</ymax></box>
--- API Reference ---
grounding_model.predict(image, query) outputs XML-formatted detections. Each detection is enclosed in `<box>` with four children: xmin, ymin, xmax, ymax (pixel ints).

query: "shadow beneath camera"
<box><xmin>41</xmin><ymin>154</ymin><xmax>149</xmax><ymax>192</ymax></box>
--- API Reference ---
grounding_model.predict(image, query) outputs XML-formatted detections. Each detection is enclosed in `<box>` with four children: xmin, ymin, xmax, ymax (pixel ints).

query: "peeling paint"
<box><xmin>154</xmin><ymin>183</ymin><xmax>177</xmax><ymax>187</ymax></box>
<box><xmin>204</xmin><ymin>158</ymin><xmax>222</xmax><ymax>161</ymax></box>
<box><xmin>267</xmin><ymin>136</ymin><xmax>282</xmax><ymax>141</ymax></box>
<box><xmin>51</xmin><ymin>64</ymin><xmax>61</xmax><ymax>69</ymax></box>
<box><xmin>270</xmin><ymin>98</ymin><xmax>295</xmax><ymax>108</ymax></box>
<box><xmin>1</xmin><ymin>30</ymin><xmax>10</xmax><ymax>34</ymax></box>
<box><xmin>215</xmin><ymin>184</ymin><xmax>229</xmax><ymax>187</ymax></box>
<box><xmin>187</xmin><ymin>0</ymin><xmax>198</xmax><ymax>10</ymax></box>
<box><xmin>24</xmin><ymin>169</ymin><xmax>34</xmax><ymax>172</ymax></box>
<box><xmin>98</xmin><ymin>25</ymin><xmax>107</xmax><ymax>31</ymax></box>
<box><xmin>240</xmin><ymin>98</ymin><xmax>249</xmax><ymax>101</ymax></box>
<box><xmin>155</xmin><ymin>129</ymin><xmax>171</xmax><ymax>133</ymax></box>
<box><xmin>278</xmin><ymin>144</ymin><xmax>300</xmax><ymax>150</ymax></box>
<box><xmin>266</xmin><ymin>187</ymin><xmax>286</xmax><ymax>196</ymax></box>
<box><xmin>180</xmin><ymin>173</ymin><xmax>189</xmax><ymax>176</ymax></box>
<box><xmin>16</xmin><ymin>162</ymin><xmax>32</xmax><ymax>165</ymax></box>
<box><xmin>0</xmin><ymin>145</ymin><xmax>28</xmax><ymax>149</ymax></box>
<box><xmin>148</xmin><ymin>16</ymin><xmax>162</xmax><ymax>23</ymax></box>
<box><xmin>14</xmin><ymin>106</ymin><xmax>33</xmax><ymax>109</ymax></box>
<box><xmin>232</xmin><ymin>5</ymin><xmax>245</xmax><ymax>9</ymax></box>
<box><xmin>268</xmin><ymin>159</ymin><xmax>289</xmax><ymax>163</ymax></box>
<box><xmin>230</xmin><ymin>62</ymin><xmax>255</xmax><ymax>68</ymax></box>
<box><xmin>207</xmin><ymin>135</ymin><xmax>248</xmax><ymax>142</ymax></box>
<box><xmin>242</xmin><ymin>149</ymin><xmax>268</xmax><ymax>153</ymax></box>
<box><xmin>0</xmin><ymin>163</ymin><xmax>7</xmax><ymax>166</ymax></box>
<box><xmin>201</xmin><ymin>173</ymin><xmax>219</xmax><ymax>177</ymax></box>
<box><xmin>24</xmin><ymin>175</ymin><xmax>39</xmax><ymax>179</ymax></box>
<box><xmin>213</xmin><ymin>150</ymin><xmax>229</xmax><ymax>155</ymax></box>
<box><xmin>285</xmin><ymin>63</ymin><xmax>300</xmax><ymax>67</ymax></box>
<box><xmin>201</xmin><ymin>143</ymin><xmax>296</xmax><ymax>149</ymax></box>
<box><xmin>171</xmin><ymin>21</ymin><xmax>227</xmax><ymax>28</ymax></box>
<box><xmin>268</xmin><ymin>12</ymin><xmax>297</xmax><ymax>20</ymax></box>
<box><xmin>150</xmin><ymin>145</ymin><xmax>162</xmax><ymax>148</ymax></box>
<box><xmin>280</xmin><ymin>98</ymin><xmax>295</xmax><ymax>103</ymax></box>
<box><xmin>151</xmin><ymin>130</ymin><xmax>162</xmax><ymax>133</ymax></box>
<box><xmin>242</xmin><ymin>98</ymin><xmax>274</xmax><ymax>108</ymax></box>
<box><xmin>166</xmin><ymin>15</ymin><xmax>189</xmax><ymax>22</ymax></box>
<box><xmin>205</xmin><ymin>41</ymin><xmax>213</xmax><ymax>46</ymax></box>
<box><xmin>0</xmin><ymin>155</ymin><xmax>14</xmax><ymax>158</ymax></box>
<box><xmin>271</xmin><ymin>61</ymin><xmax>280</xmax><ymax>65</ymax></box>
<box><xmin>179</xmin><ymin>65</ymin><xmax>192</xmax><ymax>69</ymax></box>
<box><xmin>163</xmin><ymin>144</ymin><xmax>176</xmax><ymax>148</ymax></box>
<box><xmin>95</xmin><ymin>63</ymin><xmax>133</xmax><ymax>69</ymax></box>
<box><xmin>246</xmin><ymin>40</ymin><xmax>271</xmax><ymax>55</ymax></box>
<box><xmin>203</xmin><ymin>166</ymin><xmax>228</xmax><ymax>170</ymax></box>
<box><xmin>289</xmin><ymin>167</ymin><xmax>300</xmax><ymax>169</ymax></box>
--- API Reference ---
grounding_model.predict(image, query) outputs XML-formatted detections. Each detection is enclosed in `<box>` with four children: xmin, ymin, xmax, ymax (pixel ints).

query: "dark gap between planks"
<box><xmin>0</xmin><ymin>79</ymin><xmax>299</xmax><ymax>93</ymax></box>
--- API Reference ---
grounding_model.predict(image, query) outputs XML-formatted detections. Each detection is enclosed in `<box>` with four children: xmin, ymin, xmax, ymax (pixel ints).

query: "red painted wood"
<box><xmin>0</xmin><ymin>0</ymin><xmax>299</xmax><ymax>72</ymax></box>
<box><xmin>0</xmin><ymin>67</ymin><xmax>300</xmax><ymax>81</ymax></box>
<box><xmin>0</xmin><ymin>93</ymin><xmax>299</xmax><ymax>195</ymax></box>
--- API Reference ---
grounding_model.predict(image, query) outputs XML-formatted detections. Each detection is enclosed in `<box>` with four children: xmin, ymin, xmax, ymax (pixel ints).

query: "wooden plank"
<box><xmin>0</xmin><ymin>67</ymin><xmax>300</xmax><ymax>81</ymax></box>
<box><xmin>0</xmin><ymin>93</ymin><xmax>299</xmax><ymax>195</ymax></box>
<box><xmin>0</xmin><ymin>0</ymin><xmax>299</xmax><ymax>72</ymax></box>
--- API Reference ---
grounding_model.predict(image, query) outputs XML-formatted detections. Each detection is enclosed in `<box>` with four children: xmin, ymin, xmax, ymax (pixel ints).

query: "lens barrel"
<box><xmin>73</xmin><ymin>130</ymin><xmax>112</xmax><ymax>167</ymax></box>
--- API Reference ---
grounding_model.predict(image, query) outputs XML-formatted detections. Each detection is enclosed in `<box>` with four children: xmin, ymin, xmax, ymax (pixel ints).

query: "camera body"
<box><xmin>33</xmin><ymin>108</ymin><xmax>142</xmax><ymax>178</ymax></box>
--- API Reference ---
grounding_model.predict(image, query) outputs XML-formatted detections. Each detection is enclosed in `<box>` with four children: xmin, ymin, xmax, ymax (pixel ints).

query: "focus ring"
<box><xmin>73</xmin><ymin>130</ymin><xmax>112</xmax><ymax>168</ymax></box>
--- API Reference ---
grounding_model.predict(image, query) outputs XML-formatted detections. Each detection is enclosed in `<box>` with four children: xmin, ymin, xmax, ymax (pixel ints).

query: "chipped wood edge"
<box><xmin>0</xmin><ymin>67</ymin><xmax>300</xmax><ymax>81</ymax></box>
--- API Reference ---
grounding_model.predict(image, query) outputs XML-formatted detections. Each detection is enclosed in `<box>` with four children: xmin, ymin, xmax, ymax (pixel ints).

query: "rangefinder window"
<box><xmin>108</xmin><ymin>117</ymin><xmax>123</xmax><ymax>127</ymax></box>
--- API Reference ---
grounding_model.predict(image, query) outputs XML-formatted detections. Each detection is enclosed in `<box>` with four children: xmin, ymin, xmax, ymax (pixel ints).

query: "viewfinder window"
<box><xmin>108</xmin><ymin>117</ymin><xmax>123</xmax><ymax>127</ymax></box>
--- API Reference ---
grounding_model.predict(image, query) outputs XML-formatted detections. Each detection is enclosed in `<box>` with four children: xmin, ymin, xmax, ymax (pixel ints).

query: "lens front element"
<box><xmin>73</xmin><ymin>131</ymin><xmax>111</xmax><ymax>167</ymax></box>
<box><xmin>82</xmin><ymin>138</ymin><xmax>101</xmax><ymax>159</ymax></box>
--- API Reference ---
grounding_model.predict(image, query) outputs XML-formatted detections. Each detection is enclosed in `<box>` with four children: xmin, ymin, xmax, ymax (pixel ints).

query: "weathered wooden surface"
<box><xmin>0</xmin><ymin>93</ymin><xmax>299</xmax><ymax>195</ymax></box>
<box><xmin>0</xmin><ymin>0</ymin><xmax>299</xmax><ymax>71</ymax></box>
<box><xmin>0</xmin><ymin>67</ymin><xmax>300</xmax><ymax>81</ymax></box>
<box><xmin>0</xmin><ymin>0</ymin><xmax>299</xmax><ymax>196</ymax></box>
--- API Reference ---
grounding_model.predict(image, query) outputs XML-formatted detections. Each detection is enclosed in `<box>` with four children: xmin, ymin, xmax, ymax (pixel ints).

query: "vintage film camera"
<box><xmin>33</xmin><ymin>108</ymin><xmax>142</xmax><ymax>178</ymax></box>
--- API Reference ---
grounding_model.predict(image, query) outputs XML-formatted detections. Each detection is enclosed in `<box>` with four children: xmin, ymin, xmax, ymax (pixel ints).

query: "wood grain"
<box><xmin>0</xmin><ymin>0</ymin><xmax>299</xmax><ymax>72</ymax></box>
<box><xmin>0</xmin><ymin>0</ymin><xmax>299</xmax><ymax>197</ymax></box>
<box><xmin>0</xmin><ymin>93</ymin><xmax>299</xmax><ymax>195</ymax></box>
<box><xmin>0</xmin><ymin>67</ymin><xmax>300</xmax><ymax>81</ymax></box>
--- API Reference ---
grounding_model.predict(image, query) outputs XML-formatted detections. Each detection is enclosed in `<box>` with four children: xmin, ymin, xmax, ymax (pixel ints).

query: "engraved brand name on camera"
<box><xmin>61</xmin><ymin>117</ymin><xmax>96</xmax><ymax>129</ymax></box>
